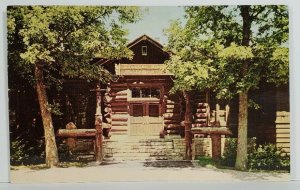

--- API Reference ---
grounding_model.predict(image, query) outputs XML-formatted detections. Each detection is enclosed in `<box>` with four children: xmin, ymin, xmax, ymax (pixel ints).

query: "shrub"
<box><xmin>221</xmin><ymin>138</ymin><xmax>256</xmax><ymax>168</ymax></box>
<box><xmin>221</xmin><ymin>138</ymin><xmax>237</xmax><ymax>167</ymax></box>
<box><xmin>10</xmin><ymin>137</ymin><xmax>32</xmax><ymax>165</ymax></box>
<box><xmin>58</xmin><ymin>143</ymin><xmax>77</xmax><ymax>162</ymax></box>
<box><xmin>248</xmin><ymin>144</ymin><xmax>290</xmax><ymax>171</ymax></box>
<box><xmin>10</xmin><ymin>136</ymin><xmax>45</xmax><ymax>165</ymax></box>
<box><xmin>221</xmin><ymin>138</ymin><xmax>290</xmax><ymax>171</ymax></box>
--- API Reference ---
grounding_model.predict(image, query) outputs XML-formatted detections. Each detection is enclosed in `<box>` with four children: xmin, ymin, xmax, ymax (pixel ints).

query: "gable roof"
<box><xmin>94</xmin><ymin>34</ymin><xmax>168</xmax><ymax>65</ymax></box>
<box><xmin>127</xmin><ymin>34</ymin><xmax>164</xmax><ymax>50</ymax></box>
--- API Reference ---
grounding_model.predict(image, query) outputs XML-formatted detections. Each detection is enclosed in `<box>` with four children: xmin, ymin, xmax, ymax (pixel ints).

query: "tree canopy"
<box><xmin>8</xmin><ymin>6</ymin><xmax>141</xmax><ymax>88</ymax></box>
<box><xmin>165</xmin><ymin>5</ymin><xmax>288</xmax><ymax>170</ymax></box>
<box><xmin>7</xmin><ymin>6</ymin><xmax>141</xmax><ymax>167</ymax></box>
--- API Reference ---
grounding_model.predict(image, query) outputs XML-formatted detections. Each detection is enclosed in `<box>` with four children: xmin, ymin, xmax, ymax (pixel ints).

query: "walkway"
<box><xmin>10</xmin><ymin>161</ymin><xmax>289</xmax><ymax>183</ymax></box>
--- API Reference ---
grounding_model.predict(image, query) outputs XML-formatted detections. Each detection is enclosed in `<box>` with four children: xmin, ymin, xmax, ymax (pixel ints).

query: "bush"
<box><xmin>10</xmin><ymin>136</ymin><xmax>45</xmax><ymax>165</ymax></box>
<box><xmin>248</xmin><ymin>144</ymin><xmax>290</xmax><ymax>171</ymax></box>
<box><xmin>221</xmin><ymin>138</ymin><xmax>290</xmax><ymax>171</ymax></box>
<box><xmin>58</xmin><ymin>143</ymin><xmax>77</xmax><ymax>162</ymax></box>
<box><xmin>10</xmin><ymin>137</ymin><xmax>32</xmax><ymax>165</ymax></box>
<box><xmin>221</xmin><ymin>138</ymin><xmax>237</xmax><ymax>167</ymax></box>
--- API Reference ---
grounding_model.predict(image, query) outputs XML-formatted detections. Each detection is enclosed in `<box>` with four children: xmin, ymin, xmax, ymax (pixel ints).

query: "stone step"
<box><xmin>112</xmin><ymin>152</ymin><xmax>151</xmax><ymax>158</ymax></box>
<box><xmin>105</xmin><ymin>142</ymin><xmax>172</xmax><ymax>147</ymax></box>
<box><xmin>112</xmin><ymin>157</ymin><xmax>156</xmax><ymax>161</ymax></box>
<box><xmin>107</xmin><ymin>148</ymin><xmax>175</xmax><ymax>154</ymax></box>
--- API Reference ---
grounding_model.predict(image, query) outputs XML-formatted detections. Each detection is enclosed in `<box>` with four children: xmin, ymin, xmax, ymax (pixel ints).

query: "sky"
<box><xmin>124</xmin><ymin>6</ymin><xmax>186</xmax><ymax>45</ymax></box>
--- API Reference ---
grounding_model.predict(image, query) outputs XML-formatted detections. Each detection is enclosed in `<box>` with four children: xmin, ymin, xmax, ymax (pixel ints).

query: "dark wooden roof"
<box><xmin>94</xmin><ymin>34</ymin><xmax>169</xmax><ymax>65</ymax></box>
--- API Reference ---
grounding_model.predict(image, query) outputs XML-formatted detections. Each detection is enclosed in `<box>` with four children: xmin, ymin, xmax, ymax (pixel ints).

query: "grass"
<box><xmin>197</xmin><ymin>156</ymin><xmax>219</xmax><ymax>167</ymax></box>
<box><xmin>196</xmin><ymin>156</ymin><xmax>236</xmax><ymax>170</ymax></box>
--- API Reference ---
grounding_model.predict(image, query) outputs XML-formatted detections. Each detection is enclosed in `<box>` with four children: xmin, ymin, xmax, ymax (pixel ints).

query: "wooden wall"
<box><xmin>108</xmin><ymin>84</ymin><xmax>129</xmax><ymax>134</ymax></box>
<box><xmin>122</xmin><ymin>40</ymin><xmax>169</xmax><ymax>64</ymax></box>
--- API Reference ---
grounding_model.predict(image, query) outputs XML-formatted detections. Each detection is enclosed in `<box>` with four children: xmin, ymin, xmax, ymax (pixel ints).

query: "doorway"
<box><xmin>129</xmin><ymin>102</ymin><xmax>163</xmax><ymax>136</ymax></box>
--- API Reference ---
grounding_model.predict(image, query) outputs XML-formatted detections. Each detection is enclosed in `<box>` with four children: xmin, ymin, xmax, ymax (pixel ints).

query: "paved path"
<box><xmin>10</xmin><ymin>161</ymin><xmax>290</xmax><ymax>183</ymax></box>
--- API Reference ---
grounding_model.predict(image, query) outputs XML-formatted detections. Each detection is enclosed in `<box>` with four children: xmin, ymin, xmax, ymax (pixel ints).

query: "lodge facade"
<box><xmin>58</xmin><ymin>35</ymin><xmax>290</xmax><ymax>161</ymax></box>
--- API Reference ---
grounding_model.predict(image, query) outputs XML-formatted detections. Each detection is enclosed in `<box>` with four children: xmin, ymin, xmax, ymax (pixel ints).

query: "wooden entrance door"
<box><xmin>130</xmin><ymin>102</ymin><xmax>163</xmax><ymax>136</ymax></box>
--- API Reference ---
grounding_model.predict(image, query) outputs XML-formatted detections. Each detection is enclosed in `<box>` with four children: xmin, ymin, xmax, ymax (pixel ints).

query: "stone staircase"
<box><xmin>103</xmin><ymin>135</ymin><xmax>185</xmax><ymax>161</ymax></box>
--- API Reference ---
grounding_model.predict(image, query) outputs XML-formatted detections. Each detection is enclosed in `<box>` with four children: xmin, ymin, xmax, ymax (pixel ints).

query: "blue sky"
<box><xmin>124</xmin><ymin>6</ymin><xmax>186</xmax><ymax>45</ymax></box>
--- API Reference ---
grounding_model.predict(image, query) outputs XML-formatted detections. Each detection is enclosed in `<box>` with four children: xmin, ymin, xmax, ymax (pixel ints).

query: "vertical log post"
<box><xmin>94</xmin><ymin>84</ymin><xmax>103</xmax><ymax>163</ymax></box>
<box><xmin>66</xmin><ymin>122</ymin><xmax>77</xmax><ymax>150</ymax></box>
<box><xmin>211</xmin><ymin>134</ymin><xmax>221</xmax><ymax>160</ymax></box>
<box><xmin>184</xmin><ymin>91</ymin><xmax>192</xmax><ymax>160</ymax></box>
<box><xmin>215</xmin><ymin>103</ymin><xmax>220</xmax><ymax>123</ymax></box>
<box><xmin>225</xmin><ymin>104</ymin><xmax>230</xmax><ymax>123</ymax></box>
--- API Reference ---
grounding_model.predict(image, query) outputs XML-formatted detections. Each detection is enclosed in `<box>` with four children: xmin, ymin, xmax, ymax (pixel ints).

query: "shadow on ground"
<box><xmin>143</xmin><ymin>160</ymin><xmax>194</xmax><ymax>168</ymax></box>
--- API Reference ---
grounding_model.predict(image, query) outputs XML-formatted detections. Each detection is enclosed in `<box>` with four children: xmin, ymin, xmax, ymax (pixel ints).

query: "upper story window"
<box><xmin>131</xmin><ymin>87</ymin><xmax>160</xmax><ymax>99</ymax></box>
<box><xmin>141</xmin><ymin>46</ymin><xmax>147</xmax><ymax>56</ymax></box>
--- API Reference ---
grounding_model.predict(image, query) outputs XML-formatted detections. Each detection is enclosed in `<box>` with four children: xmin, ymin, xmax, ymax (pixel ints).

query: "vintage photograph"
<box><xmin>7</xmin><ymin>5</ymin><xmax>290</xmax><ymax>182</ymax></box>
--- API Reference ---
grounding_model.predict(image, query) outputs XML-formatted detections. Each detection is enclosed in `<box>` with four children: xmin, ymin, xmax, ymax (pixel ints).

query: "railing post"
<box><xmin>211</xmin><ymin>134</ymin><xmax>221</xmax><ymax>160</ymax></box>
<box><xmin>215</xmin><ymin>103</ymin><xmax>220</xmax><ymax>123</ymax></box>
<box><xmin>94</xmin><ymin>83</ymin><xmax>103</xmax><ymax>163</ymax></box>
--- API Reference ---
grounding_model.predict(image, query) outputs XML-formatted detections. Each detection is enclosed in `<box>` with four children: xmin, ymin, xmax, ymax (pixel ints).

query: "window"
<box><xmin>141</xmin><ymin>46</ymin><xmax>147</xmax><ymax>56</ymax></box>
<box><xmin>149</xmin><ymin>104</ymin><xmax>159</xmax><ymax>117</ymax></box>
<box><xmin>132</xmin><ymin>104</ymin><xmax>143</xmax><ymax>117</ymax></box>
<box><xmin>131</xmin><ymin>88</ymin><xmax>160</xmax><ymax>98</ymax></box>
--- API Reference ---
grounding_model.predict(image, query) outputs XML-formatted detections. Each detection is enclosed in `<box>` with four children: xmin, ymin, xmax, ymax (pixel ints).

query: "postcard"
<box><xmin>7</xmin><ymin>5</ymin><xmax>290</xmax><ymax>183</ymax></box>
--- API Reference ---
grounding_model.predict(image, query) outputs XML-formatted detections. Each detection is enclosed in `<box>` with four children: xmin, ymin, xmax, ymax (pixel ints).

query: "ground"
<box><xmin>10</xmin><ymin>161</ymin><xmax>289</xmax><ymax>183</ymax></box>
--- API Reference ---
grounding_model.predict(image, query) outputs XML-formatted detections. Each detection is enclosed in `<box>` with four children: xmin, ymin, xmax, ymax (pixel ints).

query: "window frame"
<box><xmin>141</xmin><ymin>46</ymin><xmax>147</xmax><ymax>56</ymax></box>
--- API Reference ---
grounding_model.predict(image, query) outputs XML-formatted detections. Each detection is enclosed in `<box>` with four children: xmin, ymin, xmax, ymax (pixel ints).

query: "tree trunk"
<box><xmin>35</xmin><ymin>64</ymin><xmax>59</xmax><ymax>167</ymax></box>
<box><xmin>235</xmin><ymin>5</ymin><xmax>252</xmax><ymax>170</ymax></box>
<box><xmin>183</xmin><ymin>91</ymin><xmax>192</xmax><ymax>160</ymax></box>
<box><xmin>235</xmin><ymin>92</ymin><xmax>248</xmax><ymax>170</ymax></box>
<box><xmin>94</xmin><ymin>84</ymin><xmax>103</xmax><ymax>163</ymax></box>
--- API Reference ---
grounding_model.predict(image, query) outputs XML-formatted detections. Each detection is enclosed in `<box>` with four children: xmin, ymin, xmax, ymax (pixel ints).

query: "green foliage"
<box><xmin>218</xmin><ymin>43</ymin><xmax>254</xmax><ymax>60</ymax></box>
<box><xmin>221</xmin><ymin>138</ymin><xmax>238</xmax><ymax>167</ymax></box>
<box><xmin>165</xmin><ymin>6</ymin><xmax>289</xmax><ymax>98</ymax></box>
<box><xmin>221</xmin><ymin>138</ymin><xmax>290</xmax><ymax>171</ymax></box>
<box><xmin>57</xmin><ymin>144</ymin><xmax>76</xmax><ymax>162</ymax></box>
<box><xmin>10</xmin><ymin>136</ymin><xmax>45</xmax><ymax>165</ymax></box>
<box><xmin>10</xmin><ymin>137</ymin><xmax>32</xmax><ymax>165</ymax></box>
<box><xmin>47</xmin><ymin>102</ymin><xmax>63</xmax><ymax>116</ymax></box>
<box><xmin>165</xmin><ymin>6</ymin><xmax>289</xmax><ymax>170</ymax></box>
<box><xmin>248</xmin><ymin>144</ymin><xmax>290</xmax><ymax>171</ymax></box>
<box><xmin>197</xmin><ymin>156</ymin><xmax>218</xmax><ymax>167</ymax></box>
<box><xmin>164</xmin><ymin>20</ymin><xmax>217</xmax><ymax>93</ymax></box>
<box><xmin>7</xmin><ymin>6</ymin><xmax>141</xmax><ymax>88</ymax></box>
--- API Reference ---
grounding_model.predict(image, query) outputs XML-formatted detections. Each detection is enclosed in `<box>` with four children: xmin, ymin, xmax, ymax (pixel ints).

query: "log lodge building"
<box><xmin>10</xmin><ymin>34</ymin><xmax>290</xmax><ymax>161</ymax></box>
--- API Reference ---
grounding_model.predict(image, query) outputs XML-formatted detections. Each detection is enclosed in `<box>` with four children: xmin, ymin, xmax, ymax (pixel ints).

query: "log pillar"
<box><xmin>65</xmin><ymin>122</ymin><xmax>77</xmax><ymax>150</ymax></box>
<box><xmin>215</xmin><ymin>104</ymin><xmax>220</xmax><ymax>123</ymax></box>
<box><xmin>94</xmin><ymin>84</ymin><xmax>103</xmax><ymax>163</ymax></box>
<box><xmin>184</xmin><ymin>91</ymin><xmax>192</xmax><ymax>160</ymax></box>
<box><xmin>211</xmin><ymin>134</ymin><xmax>222</xmax><ymax>160</ymax></box>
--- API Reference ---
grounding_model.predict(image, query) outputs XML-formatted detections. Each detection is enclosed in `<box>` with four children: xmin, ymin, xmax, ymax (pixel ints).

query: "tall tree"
<box><xmin>164</xmin><ymin>21</ymin><xmax>216</xmax><ymax>159</ymax></box>
<box><xmin>165</xmin><ymin>5</ymin><xmax>288</xmax><ymax>169</ymax></box>
<box><xmin>7</xmin><ymin>6</ymin><xmax>140</xmax><ymax>167</ymax></box>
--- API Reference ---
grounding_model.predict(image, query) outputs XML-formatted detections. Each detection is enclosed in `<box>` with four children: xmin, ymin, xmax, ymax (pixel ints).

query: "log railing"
<box><xmin>57</xmin><ymin>83</ymin><xmax>104</xmax><ymax>163</ymax></box>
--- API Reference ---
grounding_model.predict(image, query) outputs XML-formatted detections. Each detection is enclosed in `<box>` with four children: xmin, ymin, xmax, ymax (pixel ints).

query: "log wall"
<box><xmin>275</xmin><ymin>111</ymin><xmax>290</xmax><ymax>153</ymax></box>
<box><xmin>109</xmin><ymin>84</ymin><xmax>129</xmax><ymax>134</ymax></box>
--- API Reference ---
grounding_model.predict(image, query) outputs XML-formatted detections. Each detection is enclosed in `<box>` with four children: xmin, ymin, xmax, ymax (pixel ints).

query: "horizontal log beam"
<box><xmin>57</xmin><ymin>129</ymin><xmax>97</xmax><ymax>137</ymax></box>
<box><xmin>191</xmin><ymin>127</ymin><xmax>232</xmax><ymax>135</ymax></box>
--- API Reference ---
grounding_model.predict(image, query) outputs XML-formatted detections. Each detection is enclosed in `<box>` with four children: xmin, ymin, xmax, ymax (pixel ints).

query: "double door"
<box><xmin>129</xmin><ymin>102</ymin><xmax>163</xmax><ymax>136</ymax></box>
